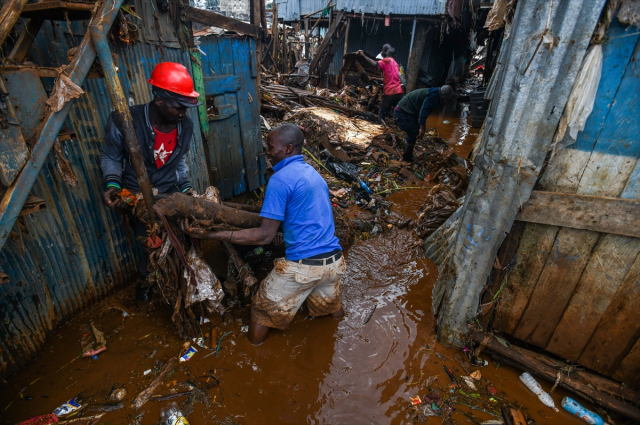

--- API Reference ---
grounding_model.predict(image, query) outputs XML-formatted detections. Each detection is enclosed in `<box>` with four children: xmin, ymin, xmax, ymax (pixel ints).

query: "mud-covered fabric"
<box><xmin>100</xmin><ymin>103</ymin><xmax>193</xmax><ymax>194</ymax></box>
<box><xmin>260</xmin><ymin>155</ymin><xmax>341</xmax><ymax>260</ymax></box>
<box><xmin>251</xmin><ymin>256</ymin><xmax>346</xmax><ymax>330</ymax></box>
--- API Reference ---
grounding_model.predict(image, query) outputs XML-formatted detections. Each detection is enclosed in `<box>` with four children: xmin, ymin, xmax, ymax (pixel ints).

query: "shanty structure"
<box><xmin>426</xmin><ymin>0</ymin><xmax>640</xmax><ymax>387</ymax></box>
<box><xmin>274</xmin><ymin>0</ymin><xmax>472</xmax><ymax>90</ymax></box>
<box><xmin>0</xmin><ymin>0</ymin><xmax>263</xmax><ymax>377</ymax></box>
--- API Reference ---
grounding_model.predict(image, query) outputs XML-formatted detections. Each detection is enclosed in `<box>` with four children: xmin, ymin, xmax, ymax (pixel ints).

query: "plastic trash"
<box><xmin>53</xmin><ymin>397</ymin><xmax>83</xmax><ymax>416</ymax></box>
<box><xmin>470</xmin><ymin>355</ymin><xmax>488</xmax><ymax>367</ymax></box>
<box><xmin>358</xmin><ymin>179</ymin><xmax>374</xmax><ymax>194</ymax></box>
<box><xmin>16</xmin><ymin>414</ymin><xmax>59</xmax><ymax>425</ymax></box>
<box><xmin>109</xmin><ymin>388</ymin><xmax>126</xmax><ymax>401</ymax></box>
<box><xmin>161</xmin><ymin>402</ymin><xmax>190</xmax><ymax>425</ymax></box>
<box><xmin>244</xmin><ymin>246</ymin><xmax>265</xmax><ymax>260</ymax></box>
<box><xmin>519</xmin><ymin>372</ymin><xmax>559</xmax><ymax>412</ymax></box>
<box><xmin>179</xmin><ymin>346</ymin><xmax>197</xmax><ymax>362</ymax></box>
<box><xmin>144</xmin><ymin>369</ymin><xmax>152</xmax><ymax>375</ymax></box>
<box><xmin>410</xmin><ymin>396</ymin><xmax>422</xmax><ymax>406</ymax></box>
<box><xmin>324</xmin><ymin>156</ymin><xmax>360</xmax><ymax>183</ymax></box>
<box><xmin>562</xmin><ymin>397</ymin><xmax>606</xmax><ymax>425</ymax></box>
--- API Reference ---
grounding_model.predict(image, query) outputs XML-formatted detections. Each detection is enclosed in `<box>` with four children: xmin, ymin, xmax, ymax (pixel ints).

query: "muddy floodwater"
<box><xmin>1</xmin><ymin>104</ymin><xmax>590</xmax><ymax>425</ymax></box>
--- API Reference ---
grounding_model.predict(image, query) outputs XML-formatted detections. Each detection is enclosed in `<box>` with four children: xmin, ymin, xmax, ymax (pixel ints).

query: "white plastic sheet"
<box><xmin>566</xmin><ymin>44</ymin><xmax>603</xmax><ymax>140</ymax></box>
<box><xmin>183</xmin><ymin>246</ymin><xmax>225</xmax><ymax>311</ymax></box>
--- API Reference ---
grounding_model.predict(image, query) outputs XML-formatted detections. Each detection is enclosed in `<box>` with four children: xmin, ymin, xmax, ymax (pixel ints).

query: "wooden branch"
<box><xmin>185</xmin><ymin>6</ymin><xmax>259</xmax><ymax>37</ymax></box>
<box><xmin>154</xmin><ymin>193</ymin><xmax>262</xmax><ymax>228</ymax></box>
<box><xmin>131</xmin><ymin>357</ymin><xmax>178</xmax><ymax>409</ymax></box>
<box><xmin>309</xmin><ymin>10</ymin><xmax>344</xmax><ymax>74</ymax></box>
<box><xmin>516</xmin><ymin>190</ymin><xmax>640</xmax><ymax>238</ymax></box>
<box><xmin>471</xmin><ymin>332</ymin><xmax>640</xmax><ymax>421</ymax></box>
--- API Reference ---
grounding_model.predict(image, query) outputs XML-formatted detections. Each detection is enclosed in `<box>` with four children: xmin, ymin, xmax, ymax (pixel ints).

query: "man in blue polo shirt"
<box><xmin>180</xmin><ymin>124</ymin><xmax>345</xmax><ymax>345</ymax></box>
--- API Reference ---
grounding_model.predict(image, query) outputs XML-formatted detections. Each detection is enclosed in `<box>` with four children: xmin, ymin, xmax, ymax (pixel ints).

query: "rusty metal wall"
<box><xmin>276</xmin><ymin>0</ymin><xmax>449</xmax><ymax>21</ymax></box>
<box><xmin>0</xmin><ymin>14</ymin><xmax>209</xmax><ymax>378</ymax></box>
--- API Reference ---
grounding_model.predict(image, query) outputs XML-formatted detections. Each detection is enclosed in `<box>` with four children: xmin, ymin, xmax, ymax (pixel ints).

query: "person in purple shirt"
<box><xmin>181</xmin><ymin>124</ymin><xmax>346</xmax><ymax>345</ymax></box>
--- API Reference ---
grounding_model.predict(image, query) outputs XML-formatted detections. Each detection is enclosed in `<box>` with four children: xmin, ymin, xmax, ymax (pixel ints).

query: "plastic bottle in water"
<box><xmin>562</xmin><ymin>397</ymin><xmax>607</xmax><ymax>425</ymax></box>
<box><xmin>519</xmin><ymin>372</ymin><xmax>559</xmax><ymax>412</ymax></box>
<box><xmin>161</xmin><ymin>402</ymin><xmax>190</xmax><ymax>425</ymax></box>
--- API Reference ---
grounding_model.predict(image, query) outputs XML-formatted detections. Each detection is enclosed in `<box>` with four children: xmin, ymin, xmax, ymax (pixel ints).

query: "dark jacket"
<box><xmin>100</xmin><ymin>103</ymin><xmax>193</xmax><ymax>194</ymax></box>
<box><xmin>397</xmin><ymin>87</ymin><xmax>441</xmax><ymax>126</ymax></box>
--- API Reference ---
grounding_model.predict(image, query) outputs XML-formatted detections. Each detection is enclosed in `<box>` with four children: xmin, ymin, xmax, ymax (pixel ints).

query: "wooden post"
<box><xmin>283</xmin><ymin>23</ymin><xmax>288</xmax><ymax>73</ymax></box>
<box><xmin>0</xmin><ymin>0</ymin><xmax>31</xmax><ymax>47</ymax></box>
<box><xmin>341</xmin><ymin>17</ymin><xmax>351</xmax><ymax>87</ymax></box>
<box><xmin>250</xmin><ymin>0</ymin><xmax>262</xmax><ymax>102</ymax></box>
<box><xmin>272</xmin><ymin>1</ymin><xmax>278</xmax><ymax>73</ymax></box>
<box><xmin>406</xmin><ymin>21</ymin><xmax>428</xmax><ymax>93</ymax></box>
<box><xmin>260</xmin><ymin>0</ymin><xmax>267</xmax><ymax>31</ymax></box>
<box><xmin>304</xmin><ymin>17</ymin><xmax>310</xmax><ymax>59</ymax></box>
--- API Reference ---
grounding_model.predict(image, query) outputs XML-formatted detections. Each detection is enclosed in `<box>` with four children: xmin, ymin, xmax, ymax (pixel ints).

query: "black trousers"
<box><xmin>379</xmin><ymin>93</ymin><xmax>404</xmax><ymax>122</ymax></box>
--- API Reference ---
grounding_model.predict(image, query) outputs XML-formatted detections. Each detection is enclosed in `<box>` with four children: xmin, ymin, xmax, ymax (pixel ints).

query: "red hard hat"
<box><xmin>148</xmin><ymin>62</ymin><xmax>199</xmax><ymax>98</ymax></box>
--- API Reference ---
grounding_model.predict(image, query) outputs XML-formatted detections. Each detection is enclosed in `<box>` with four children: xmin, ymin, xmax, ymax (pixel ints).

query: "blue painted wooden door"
<box><xmin>198</xmin><ymin>36</ymin><xmax>265</xmax><ymax>199</ymax></box>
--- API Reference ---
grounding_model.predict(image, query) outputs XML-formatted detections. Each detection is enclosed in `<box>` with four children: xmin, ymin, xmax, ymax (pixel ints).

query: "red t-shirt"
<box><xmin>153</xmin><ymin>127</ymin><xmax>177</xmax><ymax>168</ymax></box>
<box><xmin>378</xmin><ymin>57</ymin><xmax>403</xmax><ymax>96</ymax></box>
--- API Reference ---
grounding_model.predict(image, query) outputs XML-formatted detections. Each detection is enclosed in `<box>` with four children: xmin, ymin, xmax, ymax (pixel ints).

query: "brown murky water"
<box><xmin>0</xmin><ymin>106</ymin><xmax>590</xmax><ymax>425</ymax></box>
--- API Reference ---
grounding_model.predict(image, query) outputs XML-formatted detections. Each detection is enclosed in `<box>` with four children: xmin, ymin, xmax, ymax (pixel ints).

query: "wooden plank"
<box><xmin>515</xmin><ymin>191</ymin><xmax>640</xmax><ymax>238</ymax></box>
<box><xmin>614</xmin><ymin>337</ymin><xmax>640</xmax><ymax>387</ymax></box>
<box><xmin>493</xmin><ymin>223</ymin><xmax>558</xmax><ymax>334</ymax></box>
<box><xmin>0</xmin><ymin>0</ymin><xmax>30</xmax><ymax>46</ymax></box>
<box><xmin>546</xmin><ymin>234</ymin><xmax>640</xmax><ymax>360</ymax></box>
<box><xmin>232</xmin><ymin>37</ymin><xmax>262</xmax><ymax>192</ymax></box>
<box><xmin>184</xmin><ymin>6</ymin><xmax>259</xmax><ymax>37</ymax></box>
<box><xmin>20</xmin><ymin>1</ymin><xmax>94</xmax><ymax>20</ymax></box>
<box><xmin>202</xmin><ymin>75</ymin><xmax>241</xmax><ymax>96</ymax></box>
<box><xmin>309</xmin><ymin>11</ymin><xmax>344</xmax><ymax>74</ymax></box>
<box><xmin>578</xmin><ymin>250</ymin><xmax>640</xmax><ymax>377</ymax></box>
<box><xmin>513</xmin><ymin>228</ymin><xmax>600</xmax><ymax>347</ymax></box>
<box><xmin>8</xmin><ymin>18</ymin><xmax>43</xmax><ymax>63</ymax></box>
<box><xmin>317</xmin><ymin>22</ymin><xmax>346</xmax><ymax>76</ymax></box>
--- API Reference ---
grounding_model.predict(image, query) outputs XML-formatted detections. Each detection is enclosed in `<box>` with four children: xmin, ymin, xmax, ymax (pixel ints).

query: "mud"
<box><xmin>0</xmin><ymin>106</ymin><xmax>590</xmax><ymax>425</ymax></box>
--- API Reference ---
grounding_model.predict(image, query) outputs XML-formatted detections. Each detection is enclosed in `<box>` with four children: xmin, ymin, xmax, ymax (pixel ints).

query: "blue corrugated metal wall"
<box><xmin>0</xmin><ymin>9</ymin><xmax>210</xmax><ymax>377</ymax></box>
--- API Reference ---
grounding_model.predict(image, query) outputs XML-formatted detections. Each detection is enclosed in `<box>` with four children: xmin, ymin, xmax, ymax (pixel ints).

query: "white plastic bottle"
<box><xmin>161</xmin><ymin>402</ymin><xmax>190</xmax><ymax>425</ymax></box>
<box><xmin>519</xmin><ymin>372</ymin><xmax>559</xmax><ymax>412</ymax></box>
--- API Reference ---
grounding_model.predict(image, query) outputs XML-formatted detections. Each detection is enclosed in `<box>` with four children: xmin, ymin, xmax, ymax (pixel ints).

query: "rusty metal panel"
<box><xmin>425</xmin><ymin>0</ymin><xmax>606</xmax><ymax>347</ymax></box>
<box><xmin>276</xmin><ymin>0</ymin><xmax>448</xmax><ymax>21</ymax></box>
<box><xmin>0</xmin><ymin>11</ymin><xmax>210</xmax><ymax>378</ymax></box>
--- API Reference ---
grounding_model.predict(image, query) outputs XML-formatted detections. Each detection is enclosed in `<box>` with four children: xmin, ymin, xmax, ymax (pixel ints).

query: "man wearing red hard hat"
<box><xmin>100</xmin><ymin>62</ymin><xmax>201</xmax><ymax>301</ymax></box>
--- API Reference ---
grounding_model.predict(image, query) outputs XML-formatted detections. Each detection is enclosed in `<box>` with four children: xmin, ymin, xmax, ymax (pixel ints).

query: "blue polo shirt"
<box><xmin>260</xmin><ymin>155</ymin><xmax>342</xmax><ymax>260</ymax></box>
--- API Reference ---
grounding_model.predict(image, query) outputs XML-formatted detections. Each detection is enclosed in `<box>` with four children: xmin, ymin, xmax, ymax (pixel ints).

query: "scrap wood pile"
<box><xmin>110</xmin><ymin>187</ymin><xmax>263</xmax><ymax>340</ymax></box>
<box><xmin>259</xmin><ymin>77</ymin><xmax>471</xmax><ymax>243</ymax></box>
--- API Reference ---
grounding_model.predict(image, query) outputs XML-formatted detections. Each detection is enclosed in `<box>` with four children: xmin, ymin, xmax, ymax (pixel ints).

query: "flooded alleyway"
<box><xmin>0</xmin><ymin>108</ymin><xmax>590</xmax><ymax>425</ymax></box>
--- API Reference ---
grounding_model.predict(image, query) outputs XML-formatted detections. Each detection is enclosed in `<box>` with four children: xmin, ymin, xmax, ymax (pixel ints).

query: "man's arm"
<box><xmin>417</xmin><ymin>89</ymin><xmax>440</xmax><ymax>138</ymax></box>
<box><xmin>100</xmin><ymin>114</ymin><xmax>126</xmax><ymax>208</ymax></box>
<box><xmin>356</xmin><ymin>50</ymin><xmax>380</xmax><ymax>69</ymax></box>
<box><xmin>176</xmin><ymin>156</ymin><xmax>193</xmax><ymax>193</ymax></box>
<box><xmin>181</xmin><ymin>217</ymin><xmax>281</xmax><ymax>245</ymax></box>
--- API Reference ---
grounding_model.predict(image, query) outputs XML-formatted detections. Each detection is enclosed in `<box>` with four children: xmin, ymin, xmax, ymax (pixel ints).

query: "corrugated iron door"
<box><xmin>197</xmin><ymin>35</ymin><xmax>265</xmax><ymax>199</ymax></box>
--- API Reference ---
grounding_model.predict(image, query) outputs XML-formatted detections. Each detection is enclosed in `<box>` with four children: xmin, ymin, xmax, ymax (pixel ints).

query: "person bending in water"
<box><xmin>180</xmin><ymin>124</ymin><xmax>345</xmax><ymax>345</ymax></box>
<box><xmin>394</xmin><ymin>85</ymin><xmax>454</xmax><ymax>162</ymax></box>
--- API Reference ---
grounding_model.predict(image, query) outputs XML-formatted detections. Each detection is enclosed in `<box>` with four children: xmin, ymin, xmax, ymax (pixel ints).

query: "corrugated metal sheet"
<box><xmin>327</xmin><ymin>18</ymin><xmax>449</xmax><ymax>83</ymax></box>
<box><xmin>423</xmin><ymin>0</ymin><xmax>606</xmax><ymax>347</ymax></box>
<box><xmin>276</xmin><ymin>0</ymin><xmax>448</xmax><ymax>21</ymax></box>
<box><xmin>0</xmin><ymin>6</ymin><xmax>209</xmax><ymax>377</ymax></box>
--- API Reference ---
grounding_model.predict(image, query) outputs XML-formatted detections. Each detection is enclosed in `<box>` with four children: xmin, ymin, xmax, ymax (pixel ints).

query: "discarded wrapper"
<box><xmin>144</xmin><ymin>369</ymin><xmax>152</xmax><ymax>375</ymax></box>
<box><xmin>53</xmin><ymin>397</ymin><xmax>83</xmax><ymax>416</ymax></box>
<box><xmin>410</xmin><ymin>396</ymin><xmax>422</xmax><ymax>406</ymax></box>
<box><xmin>179</xmin><ymin>346</ymin><xmax>197</xmax><ymax>362</ymax></box>
<box><xmin>486</xmin><ymin>384</ymin><xmax>497</xmax><ymax>395</ymax></box>
<box><xmin>470</xmin><ymin>355</ymin><xmax>488</xmax><ymax>367</ymax></box>
<box><xmin>192</xmin><ymin>337</ymin><xmax>208</xmax><ymax>349</ymax></box>
<box><xmin>470</xmin><ymin>370</ymin><xmax>481</xmax><ymax>380</ymax></box>
<box><xmin>240</xmin><ymin>325</ymin><xmax>249</xmax><ymax>333</ymax></box>
<box><xmin>199</xmin><ymin>317</ymin><xmax>211</xmax><ymax>325</ymax></box>
<box><xmin>462</xmin><ymin>376</ymin><xmax>477</xmax><ymax>390</ymax></box>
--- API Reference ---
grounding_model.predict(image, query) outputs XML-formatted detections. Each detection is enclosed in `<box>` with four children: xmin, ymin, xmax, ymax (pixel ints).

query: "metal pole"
<box><xmin>304</xmin><ymin>17</ymin><xmax>310</xmax><ymax>59</ymax></box>
<box><xmin>90</xmin><ymin>25</ymin><xmax>156</xmax><ymax>222</ymax></box>
<box><xmin>408</xmin><ymin>16</ymin><xmax>417</xmax><ymax>62</ymax></box>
